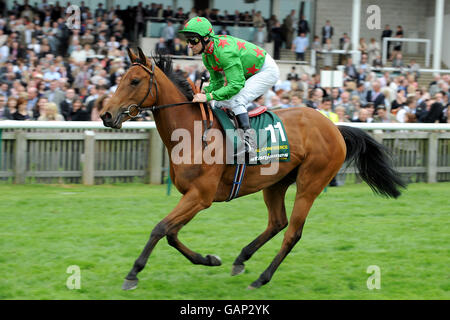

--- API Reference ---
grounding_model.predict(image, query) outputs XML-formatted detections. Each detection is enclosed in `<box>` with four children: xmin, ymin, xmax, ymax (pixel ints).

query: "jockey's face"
<box><xmin>188</xmin><ymin>39</ymin><xmax>203</xmax><ymax>55</ymax></box>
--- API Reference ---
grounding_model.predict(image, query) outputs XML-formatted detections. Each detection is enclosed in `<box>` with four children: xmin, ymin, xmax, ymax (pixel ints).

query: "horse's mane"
<box><xmin>152</xmin><ymin>54</ymin><xmax>194</xmax><ymax>101</ymax></box>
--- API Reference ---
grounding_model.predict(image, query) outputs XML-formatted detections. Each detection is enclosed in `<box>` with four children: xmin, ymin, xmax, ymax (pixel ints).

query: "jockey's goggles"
<box><xmin>186</xmin><ymin>37</ymin><xmax>201</xmax><ymax>45</ymax></box>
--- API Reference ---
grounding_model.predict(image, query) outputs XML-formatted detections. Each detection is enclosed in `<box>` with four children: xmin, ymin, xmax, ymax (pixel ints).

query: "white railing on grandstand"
<box><xmin>371</xmin><ymin>66</ymin><xmax>450</xmax><ymax>75</ymax></box>
<box><xmin>382</xmin><ymin>37</ymin><xmax>431</xmax><ymax>67</ymax></box>
<box><xmin>311</xmin><ymin>49</ymin><xmax>361</xmax><ymax>70</ymax></box>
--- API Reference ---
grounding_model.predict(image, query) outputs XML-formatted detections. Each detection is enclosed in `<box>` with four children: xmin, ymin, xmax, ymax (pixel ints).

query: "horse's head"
<box><xmin>100</xmin><ymin>47</ymin><xmax>156</xmax><ymax>129</ymax></box>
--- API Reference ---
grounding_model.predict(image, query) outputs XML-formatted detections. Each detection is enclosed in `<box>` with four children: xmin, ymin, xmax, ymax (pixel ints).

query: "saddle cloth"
<box><xmin>211</xmin><ymin>106</ymin><xmax>290</xmax><ymax>165</ymax></box>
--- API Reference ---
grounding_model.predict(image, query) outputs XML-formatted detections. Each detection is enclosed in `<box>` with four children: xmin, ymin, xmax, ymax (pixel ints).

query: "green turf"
<box><xmin>0</xmin><ymin>182</ymin><xmax>448</xmax><ymax>300</ymax></box>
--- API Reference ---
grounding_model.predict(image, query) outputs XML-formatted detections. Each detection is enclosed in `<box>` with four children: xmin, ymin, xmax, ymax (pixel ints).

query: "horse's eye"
<box><xmin>131</xmin><ymin>79</ymin><xmax>140</xmax><ymax>86</ymax></box>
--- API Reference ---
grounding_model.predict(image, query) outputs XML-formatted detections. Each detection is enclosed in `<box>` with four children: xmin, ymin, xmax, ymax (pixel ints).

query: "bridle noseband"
<box><xmin>122</xmin><ymin>61</ymin><xmax>195</xmax><ymax>118</ymax></box>
<box><xmin>122</xmin><ymin>62</ymin><xmax>158</xmax><ymax>118</ymax></box>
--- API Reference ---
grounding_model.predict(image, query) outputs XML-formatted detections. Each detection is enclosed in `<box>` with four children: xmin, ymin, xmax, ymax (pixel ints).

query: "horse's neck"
<box><xmin>152</xmin><ymin>72</ymin><xmax>197</xmax><ymax>150</ymax></box>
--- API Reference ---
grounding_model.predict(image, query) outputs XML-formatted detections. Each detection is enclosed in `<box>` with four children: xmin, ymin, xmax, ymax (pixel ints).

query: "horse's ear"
<box><xmin>127</xmin><ymin>47</ymin><xmax>138</xmax><ymax>63</ymax></box>
<box><xmin>137</xmin><ymin>47</ymin><xmax>148</xmax><ymax>66</ymax></box>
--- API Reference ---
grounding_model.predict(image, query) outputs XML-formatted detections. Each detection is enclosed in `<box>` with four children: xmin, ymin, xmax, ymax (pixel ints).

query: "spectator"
<box><xmin>92</xmin><ymin>94</ymin><xmax>111</xmax><ymax>121</ymax></box>
<box><xmin>374</xmin><ymin>105</ymin><xmax>397</xmax><ymax>123</ymax></box>
<box><xmin>339</xmin><ymin>33</ymin><xmax>351</xmax><ymax>65</ymax></box>
<box><xmin>32</xmin><ymin>96</ymin><xmax>48</xmax><ymax>120</ymax></box>
<box><xmin>290</xmin><ymin>92</ymin><xmax>305</xmax><ymax>107</ymax></box>
<box><xmin>318</xmin><ymin>96</ymin><xmax>338</xmax><ymax>123</ymax></box>
<box><xmin>392</xmin><ymin>25</ymin><xmax>404</xmax><ymax>58</ymax></box>
<box><xmin>420</xmin><ymin>95</ymin><xmax>444</xmax><ymax>123</ymax></box>
<box><xmin>367</xmin><ymin>38</ymin><xmax>380</xmax><ymax>66</ymax></box>
<box><xmin>26</xmin><ymin>87</ymin><xmax>39</xmax><ymax>112</ymax></box>
<box><xmin>45</xmin><ymin>80</ymin><xmax>65</xmax><ymax>108</ymax></box>
<box><xmin>286</xmin><ymin>66</ymin><xmax>299</xmax><ymax>81</ymax></box>
<box><xmin>391</xmin><ymin>89</ymin><xmax>407</xmax><ymax>113</ymax></box>
<box><xmin>344</xmin><ymin>57</ymin><xmax>359</xmax><ymax>81</ymax></box>
<box><xmin>0</xmin><ymin>94</ymin><xmax>11</xmax><ymax>119</ymax></box>
<box><xmin>217</xmin><ymin>25</ymin><xmax>231</xmax><ymax>36</ymax></box>
<box><xmin>359</xmin><ymin>37</ymin><xmax>368</xmax><ymax>56</ymax></box>
<box><xmin>321</xmin><ymin>20</ymin><xmax>333</xmax><ymax>44</ymax></box>
<box><xmin>334</xmin><ymin>106</ymin><xmax>349</xmax><ymax>122</ymax></box>
<box><xmin>6</xmin><ymin>96</ymin><xmax>18</xmax><ymax>116</ymax></box>
<box><xmin>298</xmin><ymin>15</ymin><xmax>309</xmax><ymax>35</ymax></box>
<box><xmin>311</xmin><ymin>35</ymin><xmax>321</xmax><ymax>67</ymax></box>
<box><xmin>161</xmin><ymin>20</ymin><xmax>175</xmax><ymax>54</ymax></box>
<box><xmin>37</xmin><ymin>101</ymin><xmax>64</xmax><ymax>121</ymax></box>
<box><xmin>283</xmin><ymin>10</ymin><xmax>297</xmax><ymax>49</ymax></box>
<box><xmin>271</xmin><ymin>20</ymin><xmax>282</xmax><ymax>60</ymax></box>
<box><xmin>252</xmin><ymin>11</ymin><xmax>265</xmax><ymax>29</ymax></box>
<box><xmin>292</xmin><ymin>32</ymin><xmax>308</xmax><ymax>61</ymax></box>
<box><xmin>366</xmin><ymin>80</ymin><xmax>385</xmax><ymax>108</ymax></box>
<box><xmin>352</xmin><ymin>107</ymin><xmax>371</xmax><ymax>123</ymax></box>
<box><xmin>155</xmin><ymin>37</ymin><xmax>169</xmax><ymax>55</ymax></box>
<box><xmin>322</xmin><ymin>38</ymin><xmax>334</xmax><ymax>69</ymax></box>
<box><xmin>351</xmin><ymin>82</ymin><xmax>368</xmax><ymax>106</ymax></box>
<box><xmin>392</xmin><ymin>52</ymin><xmax>404</xmax><ymax>69</ymax></box>
<box><xmin>280</xmin><ymin>94</ymin><xmax>292</xmax><ymax>108</ymax></box>
<box><xmin>172</xmin><ymin>38</ymin><xmax>187</xmax><ymax>56</ymax></box>
<box><xmin>269</xmin><ymin>95</ymin><xmax>282</xmax><ymax>110</ymax></box>
<box><xmin>253</xmin><ymin>26</ymin><xmax>266</xmax><ymax>48</ymax></box>
<box><xmin>70</xmin><ymin>98</ymin><xmax>91</xmax><ymax>121</ymax></box>
<box><xmin>408</xmin><ymin>59</ymin><xmax>421</xmax><ymax>80</ymax></box>
<box><xmin>43</xmin><ymin>64</ymin><xmax>61</xmax><ymax>82</ymax></box>
<box><xmin>60</xmin><ymin>88</ymin><xmax>77</xmax><ymax>120</ymax></box>
<box><xmin>381</xmin><ymin>24</ymin><xmax>393</xmax><ymax>59</ymax></box>
<box><xmin>12</xmin><ymin>97</ymin><xmax>30</xmax><ymax>120</ymax></box>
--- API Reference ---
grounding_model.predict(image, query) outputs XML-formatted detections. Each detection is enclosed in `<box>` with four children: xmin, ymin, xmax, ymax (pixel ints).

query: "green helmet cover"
<box><xmin>179</xmin><ymin>16</ymin><xmax>215</xmax><ymax>38</ymax></box>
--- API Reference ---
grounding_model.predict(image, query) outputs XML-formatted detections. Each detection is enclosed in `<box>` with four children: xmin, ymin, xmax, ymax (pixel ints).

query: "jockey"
<box><xmin>179</xmin><ymin>16</ymin><xmax>280</xmax><ymax>156</ymax></box>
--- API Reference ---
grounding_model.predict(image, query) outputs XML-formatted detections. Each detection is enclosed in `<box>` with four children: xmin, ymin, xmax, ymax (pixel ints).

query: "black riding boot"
<box><xmin>235</xmin><ymin>112</ymin><xmax>256</xmax><ymax>157</ymax></box>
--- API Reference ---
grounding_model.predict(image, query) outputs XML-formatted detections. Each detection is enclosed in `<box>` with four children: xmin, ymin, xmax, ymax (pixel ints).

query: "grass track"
<box><xmin>0</xmin><ymin>182</ymin><xmax>449</xmax><ymax>300</ymax></box>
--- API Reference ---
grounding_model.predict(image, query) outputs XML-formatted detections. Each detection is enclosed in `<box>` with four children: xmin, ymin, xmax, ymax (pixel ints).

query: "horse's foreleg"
<box><xmin>122</xmin><ymin>188</ymin><xmax>216</xmax><ymax>290</ymax></box>
<box><xmin>231</xmin><ymin>182</ymin><xmax>289</xmax><ymax>276</ymax></box>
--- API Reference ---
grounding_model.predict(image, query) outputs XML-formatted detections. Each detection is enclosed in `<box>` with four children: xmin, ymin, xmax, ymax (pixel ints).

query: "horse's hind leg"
<box><xmin>248</xmin><ymin>154</ymin><xmax>342</xmax><ymax>289</ymax></box>
<box><xmin>231</xmin><ymin>181</ymin><xmax>289</xmax><ymax>276</ymax></box>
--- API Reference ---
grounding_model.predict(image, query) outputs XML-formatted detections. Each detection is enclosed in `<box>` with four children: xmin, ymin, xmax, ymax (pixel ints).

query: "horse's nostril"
<box><xmin>101</xmin><ymin>112</ymin><xmax>112</xmax><ymax>121</ymax></box>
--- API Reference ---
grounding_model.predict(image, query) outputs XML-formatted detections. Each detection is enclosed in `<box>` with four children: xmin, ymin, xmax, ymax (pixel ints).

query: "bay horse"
<box><xmin>100</xmin><ymin>48</ymin><xmax>405</xmax><ymax>290</ymax></box>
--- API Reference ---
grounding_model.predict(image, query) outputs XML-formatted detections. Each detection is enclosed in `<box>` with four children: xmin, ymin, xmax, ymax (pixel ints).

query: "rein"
<box><xmin>125</xmin><ymin>61</ymin><xmax>213</xmax><ymax>147</ymax></box>
<box><xmin>122</xmin><ymin>62</ymin><xmax>195</xmax><ymax>118</ymax></box>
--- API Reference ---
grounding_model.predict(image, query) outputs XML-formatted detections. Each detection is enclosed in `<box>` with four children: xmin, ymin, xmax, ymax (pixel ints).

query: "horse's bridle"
<box><xmin>122</xmin><ymin>61</ymin><xmax>195</xmax><ymax>118</ymax></box>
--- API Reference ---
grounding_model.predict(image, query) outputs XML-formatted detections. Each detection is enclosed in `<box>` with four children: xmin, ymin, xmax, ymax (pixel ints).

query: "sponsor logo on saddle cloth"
<box><xmin>211</xmin><ymin>106</ymin><xmax>290</xmax><ymax>165</ymax></box>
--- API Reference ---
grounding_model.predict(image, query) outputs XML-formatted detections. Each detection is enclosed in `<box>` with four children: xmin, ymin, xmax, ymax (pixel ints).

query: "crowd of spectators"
<box><xmin>0</xmin><ymin>1</ymin><xmax>448</xmax><ymax>125</ymax></box>
<box><xmin>261</xmin><ymin>65</ymin><xmax>450</xmax><ymax>124</ymax></box>
<box><xmin>281</xmin><ymin>18</ymin><xmax>449</xmax><ymax>125</ymax></box>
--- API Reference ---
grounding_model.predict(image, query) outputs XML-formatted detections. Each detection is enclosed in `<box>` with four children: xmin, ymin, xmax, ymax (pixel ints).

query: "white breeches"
<box><xmin>214</xmin><ymin>53</ymin><xmax>280</xmax><ymax>115</ymax></box>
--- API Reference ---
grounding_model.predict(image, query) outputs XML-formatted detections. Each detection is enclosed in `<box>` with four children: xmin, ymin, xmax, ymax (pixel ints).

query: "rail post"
<box><xmin>14</xmin><ymin>130</ymin><xmax>27</xmax><ymax>184</ymax></box>
<box><xmin>82</xmin><ymin>130</ymin><xmax>95</xmax><ymax>185</ymax></box>
<box><xmin>147</xmin><ymin>128</ymin><xmax>164</xmax><ymax>184</ymax></box>
<box><xmin>427</xmin><ymin>132</ymin><xmax>438</xmax><ymax>183</ymax></box>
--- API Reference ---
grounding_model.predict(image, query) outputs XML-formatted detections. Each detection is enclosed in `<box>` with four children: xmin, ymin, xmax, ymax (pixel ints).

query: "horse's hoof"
<box><xmin>231</xmin><ymin>264</ymin><xmax>245</xmax><ymax>276</ymax></box>
<box><xmin>206</xmin><ymin>254</ymin><xmax>222</xmax><ymax>266</ymax></box>
<box><xmin>122</xmin><ymin>279</ymin><xmax>138</xmax><ymax>291</ymax></box>
<box><xmin>247</xmin><ymin>280</ymin><xmax>262</xmax><ymax>290</ymax></box>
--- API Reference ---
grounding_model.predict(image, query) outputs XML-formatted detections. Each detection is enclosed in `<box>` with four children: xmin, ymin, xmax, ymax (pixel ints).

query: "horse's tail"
<box><xmin>338</xmin><ymin>125</ymin><xmax>406</xmax><ymax>198</ymax></box>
